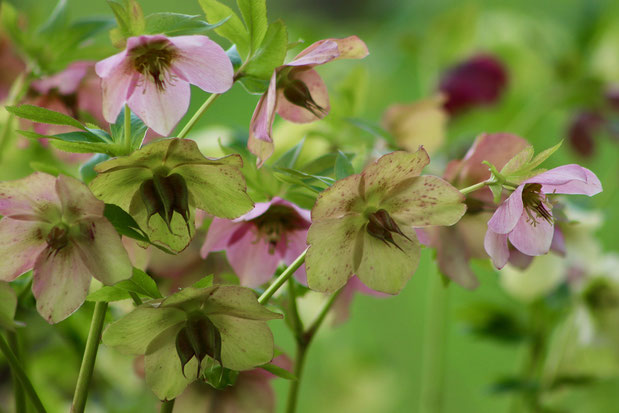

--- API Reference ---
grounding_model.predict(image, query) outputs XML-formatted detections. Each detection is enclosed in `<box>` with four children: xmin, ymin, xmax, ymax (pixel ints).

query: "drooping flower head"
<box><xmin>306</xmin><ymin>148</ymin><xmax>466</xmax><ymax>294</ymax></box>
<box><xmin>485</xmin><ymin>165</ymin><xmax>602</xmax><ymax>269</ymax></box>
<box><xmin>201</xmin><ymin>197</ymin><xmax>310</xmax><ymax>287</ymax></box>
<box><xmin>102</xmin><ymin>284</ymin><xmax>282</xmax><ymax>400</ymax></box>
<box><xmin>438</xmin><ymin>54</ymin><xmax>508</xmax><ymax>114</ymax></box>
<box><xmin>248</xmin><ymin>36</ymin><xmax>369</xmax><ymax>165</ymax></box>
<box><xmin>89</xmin><ymin>138</ymin><xmax>254</xmax><ymax>252</ymax></box>
<box><xmin>0</xmin><ymin>173</ymin><xmax>132</xmax><ymax>323</ymax></box>
<box><xmin>95</xmin><ymin>35</ymin><xmax>234</xmax><ymax>135</ymax></box>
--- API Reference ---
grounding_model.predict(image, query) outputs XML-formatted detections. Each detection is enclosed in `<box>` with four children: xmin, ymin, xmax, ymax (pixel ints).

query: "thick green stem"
<box><xmin>177</xmin><ymin>93</ymin><xmax>221</xmax><ymax>139</ymax></box>
<box><xmin>7</xmin><ymin>331</ymin><xmax>26</xmax><ymax>413</ymax></box>
<box><xmin>0</xmin><ymin>334</ymin><xmax>47</xmax><ymax>413</ymax></box>
<box><xmin>160</xmin><ymin>399</ymin><xmax>175</xmax><ymax>413</ymax></box>
<box><xmin>459</xmin><ymin>180</ymin><xmax>491</xmax><ymax>195</ymax></box>
<box><xmin>71</xmin><ymin>302</ymin><xmax>108</xmax><ymax>413</ymax></box>
<box><xmin>258</xmin><ymin>248</ymin><xmax>308</xmax><ymax>305</ymax></box>
<box><xmin>419</xmin><ymin>274</ymin><xmax>450</xmax><ymax>413</ymax></box>
<box><xmin>123</xmin><ymin>104</ymin><xmax>131</xmax><ymax>150</ymax></box>
<box><xmin>129</xmin><ymin>292</ymin><xmax>143</xmax><ymax>306</ymax></box>
<box><xmin>286</xmin><ymin>341</ymin><xmax>308</xmax><ymax>413</ymax></box>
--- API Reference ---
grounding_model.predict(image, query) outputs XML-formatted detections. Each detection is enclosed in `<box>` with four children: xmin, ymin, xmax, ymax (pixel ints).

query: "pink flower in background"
<box><xmin>0</xmin><ymin>173</ymin><xmax>131</xmax><ymax>323</ymax></box>
<box><xmin>0</xmin><ymin>34</ymin><xmax>26</xmax><ymax>102</ymax></box>
<box><xmin>332</xmin><ymin>276</ymin><xmax>387</xmax><ymax>325</ymax></box>
<box><xmin>95</xmin><ymin>34</ymin><xmax>233</xmax><ymax>136</ymax></box>
<box><xmin>248</xmin><ymin>36</ymin><xmax>369</xmax><ymax>165</ymax></box>
<box><xmin>201</xmin><ymin>198</ymin><xmax>310</xmax><ymax>287</ymax></box>
<box><xmin>438</xmin><ymin>54</ymin><xmax>507</xmax><ymax>114</ymax></box>
<box><xmin>485</xmin><ymin>165</ymin><xmax>602</xmax><ymax>269</ymax></box>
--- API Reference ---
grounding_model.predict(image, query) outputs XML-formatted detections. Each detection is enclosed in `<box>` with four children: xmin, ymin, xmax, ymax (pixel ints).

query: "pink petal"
<box><xmin>56</xmin><ymin>175</ymin><xmax>104</xmax><ymax>221</ymax></box>
<box><xmin>236</xmin><ymin>201</ymin><xmax>274</xmax><ymax>221</ymax></box>
<box><xmin>225</xmin><ymin>229</ymin><xmax>281</xmax><ymax>287</ymax></box>
<box><xmin>288</xmin><ymin>40</ymin><xmax>340</xmax><ymax>67</ymax></box>
<box><xmin>487</xmin><ymin>185</ymin><xmax>524</xmax><ymax>234</ymax></box>
<box><xmin>550</xmin><ymin>226</ymin><xmax>566</xmax><ymax>256</ymax></box>
<box><xmin>95</xmin><ymin>49</ymin><xmax>136</xmax><ymax>124</ymax></box>
<box><xmin>169</xmin><ymin>35</ymin><xmax>233</xmax><ymax>93</ymax></box>
<box><xmin>32</xmin><ymin>245</ymin><xmax>92</xmax><ymax>324</ymax></box>
<box><xmin>200</xmin><ymin>218</ymin><xmax>242</xmax><ymax>258</ymax></box>
<box><xmin>0</xmin><ymin>172</ymin><xmax>60</xmax><ymax>219</ymax></box>
<box><xmin>283</xmin><ymin>229</ymin><xmax>309</xmax><ymax>284</ymax></box>
<box><xmin>31</xmin><ymin>61</ymin><xmax>91</xmax><ymax>95</ymax></box>
<box><xmin>484</xmin><ymin>229</ymin><xmax>510</xmax><ymax>269</ymax></box>
<box><xmin>127</xmin><ymin>76</ymin><xmax>190</xmax><ymax>136</ymax></box>
<box><xmin>0</xmin><ymin>219</ymin><xmax>47</xmax><ymax>281</ymax></box>
<box><xmin>508</xmin><ymin>214</ymin><xmax>554</xmax><ymax>256</ymax></box>
<box><xmin>526</xmin><ymin>165</ymin><xmax>602</xmax><ymax>196</ymax></box>
<box><xmin>276</xmin><ymin>69</ymin><xmax>330</xmax><ymax>123</ymax></box>
<box><xmin>273</xmin><ymin>197</ymin><xmax>312</xmax><ymax>223</ymax></box>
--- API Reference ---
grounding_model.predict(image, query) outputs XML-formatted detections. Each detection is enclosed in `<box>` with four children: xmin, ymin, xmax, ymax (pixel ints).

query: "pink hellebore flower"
<box><xmin>484</xmin><ymin>165</ymin><xmax>602</xmax><ymax>269</ymax></box>
<box><xmin>95</xmin><ymin>34</ymin><xmax>233</xmax><ymax>136</ymax></box>
<box><xmin>248</xmin><ymin>36</ymin><xmax>369</xmax><ymax>165</ymax></box>
<box><xmin>0</xmin><ymin>173</ymin><xmax>132</xmax><ymax>323</ymax></box>
<box><xmin>201</xmin><ymin>198</ymin><xmax>311</xmax><ymax>287</ymax></box>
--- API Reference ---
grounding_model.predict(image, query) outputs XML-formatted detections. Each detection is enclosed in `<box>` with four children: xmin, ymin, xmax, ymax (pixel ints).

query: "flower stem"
<box><xmin>0</xmin><ymin>333</ymin><xmax>47</xmax><ymax>413</ymax></box>
<box><xmin>258</xmin><ymin>248</ymin><xmax>308</xmax><ymax>305</ymax></box>
<box><xmin>7</xmin><ymin>331</ymin><xmax>26</xmax><ymax>413</ymax></box>
<box><xmin>160</xmin><ymin>399</ymin><xmax>175</xmax><ymax>413</ymax></box>
<box><xmin>286</xmin><ymin>341</ymin><xmax>309</xmax><ymax>413</ymax></box>
<box><xmin>129</xmin><ymin>292</ymin><xmax>143</xmax><ymax>306</ymax></box>
<box><xmin>71</xmin><ymin>302</ymin><xmax>108</xmax><ymax>413</ymax></box>
<box><xmin>177</xmin><ymin>93</ymin><xmax>221</xmax><ymax>139</ymax></box>
<box><xmin>123</xmin><ymin>104</ymin><xmax>131</xmax><ymax>150</ymax></box>
<box><xmin>419</xmin><ymin>274</ymin><xmax>450</xmax><ymax>413</ymax></box>
<box><xmin>459</xmin><ymin>180</ymin><xmax>490</xmax><ymax>195</ymax></box>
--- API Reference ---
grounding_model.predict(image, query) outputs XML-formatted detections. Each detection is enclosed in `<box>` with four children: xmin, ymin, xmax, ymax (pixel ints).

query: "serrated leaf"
<box><xmin>335</xmin><ymin>150</ymin><xmax>354</xmax><ymax>180</ymax></box>
<box><xmin>7</xmin><ymin>104</ymin><xmax>85</xmax><ymax>130</ymax></box>
<box><xmin>243</xmin><ymin>19</ymin><xmax>287</xmax><ymax>79</ymax></box>
<box><xmin>50</xmin><ymin>140</ymin><xmax>119</xmax><ymax>156</ymax></box>
<box><xmin>103</xmin><ymin>203</ymin><xmax>149</xmax><ymax>242</ymax></box>
<box><xmin>273</xmin><ymin>138</ymin><xmax>304</xmax><ymax>169</ymax></box>
<box><xmin>115</xmin><ymin>268</ymin><xmax>163</xmax><ymax>299</ymax></box>
<box><xmin>192</xmin><ymin>275</ymin><xmax>215</xmax><ymax>289</ymax></box>
<box><xmin>0</xmin><ymin>282</ymin><xmax>17</xmax><ymax>331</ymax></box>
<box><xmin>236</xmin><ymin>0</ymin><xmax>267</xmax><ymax>54</ymax></box>
<box><xmin>199</xmin><ymin>0</ymin><xmax>249</xmax><ymax>59</ymax></box>
<box><xmin>260</xmin><ymin>363</ymin><xmax>296</xmax><ymax>380</ymax></box>
<box><xmin>144</xmin><ymin>12</ymin><xmax>228</xmax><ymax>36</ymax></box>
<box><xmin>527</xmin><ymin>141</ymin><xmax>562</xmax><ymax>171</ymax></box>
<box><xmin>500</xmin><ymin>146</ymin><xmax>534</xmax><ymax>176</ymax></box>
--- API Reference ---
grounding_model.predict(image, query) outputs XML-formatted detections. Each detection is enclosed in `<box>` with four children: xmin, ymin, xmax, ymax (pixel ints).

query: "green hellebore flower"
<box><xmin>89</xmin><ymin>138</ymin><xmax>254</xmax><ymax>252</ymax></box>
<box><xmin>102</xmin><ymin>284</ymin><xmax>282</xmax><ymax>400</ymax></box>
<box><xmin>306</xmin><ymin>148</ymin><xmax>467</xmax><ymax>294</ymax></box>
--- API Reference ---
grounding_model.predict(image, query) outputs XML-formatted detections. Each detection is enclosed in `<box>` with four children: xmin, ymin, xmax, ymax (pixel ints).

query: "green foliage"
<box><xmin>199</xmin><ymin>0</ymin><xmax>250</xmax><ymax>59</ymax></box>
<box><xmin>260</xmin><ymin>362</ymin><xmax>297</xmax><ymax>380</ymax></box>
<box><xmin>0</xmin><ymin>282</ymin><xmax>18</xmax><ymax>331</ymax></box>
<box><xmin>143</xmin><ymin>12</ymin><xmax>228</xmax><ymax>36</ymax></box>
<box><xmin>7</xmin><ymin>104</ymin><xmax>87</xmax><ymax>131</ymax></box>
<box><xmin>107</xmin><ymin>0</ymin><xmax>145</xmax><ymax>47</ymax></box>
<box><xmin>103</xmin><ymin>204</ymin><xmax>149</xmax><ymax>243</ymax></box>
<box><xmin>87</xmin><ymin>268</ymin><xmax>162</xmax><ymax>302</ymax></box>
<box><xmin>335</xmin><ymin>150</ymin><xmax>355</xmax><ymax>180</ymax></box>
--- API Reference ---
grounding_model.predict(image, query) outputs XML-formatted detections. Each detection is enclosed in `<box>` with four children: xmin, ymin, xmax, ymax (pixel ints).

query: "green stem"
<box><xmin>123</xmin><ymin>104</ymin><xmax>131</xmax><ymax>151</ymax></box>
<box><xmin>459</xmin><ymin>180</ymin><xmax>491</xmax><ymax>195</ymax></box>
<box><xmin>286</xmin><ymin>340</ymin><xmax>308</xmax><ymax>413</ymax></box>
<box><xmin>306</xmin><ymin>290</ymin><xmax>342</xmax><ymax>338</ymax></box>
<box><xmin>0</xmin><ymin>333</ymin><xmax>47</xmax><ymax>413</ymax></box>
<box><xmin>176</xmin><ymin>93</ymin><xmax>221</xmax><ymax>139</ymax></box>
<box><xmin>287</xmin><ymin>279</ymin><xmax>304</xmax><ymax>338</ymax></box>
<box><xmin>129</xmin><ymin>292</ymin><xmax>143</xmax><ymax>306</ymax></box>
<box><xmin>71</xmin><ymin>302</ymin><xmax>108</xmax><ymax>413</ymax></box>
<box><xmin>160</xmin><ymin>399</ymin><xmax>175</xmax><ymax>413</ymax></box>
<box><xmin>7</xmin><ymin>331</ymin><xmax>26</xmax><ymax>413</ymax></box>
<box><xmin>258</xmin><ymin>248</ymin><xmax>308</xmax><ymax>305</ymax></box>
<box><xmin>419</xmin><ymin>274</ymin><xmax>450</xmax><ymax>413</ymax></box>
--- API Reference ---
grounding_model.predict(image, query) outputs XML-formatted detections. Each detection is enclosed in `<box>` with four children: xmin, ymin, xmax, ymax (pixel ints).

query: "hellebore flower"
<box><xmin>438</xmin><ymin>54</ymin><xmax>507</xmax><ymax>114</ymax></box>
<box><xmin>567</xmin><ymin>110</ymin><xmax>605</xmax><ymax>158</ymax></box>
<box><xmin>248</xmin><ymin>36</ymin><xmax>369</xmax><ymax>165</ymax></box>
<box><xmin>89</xmin><ymin>138</ymin><xmax>254</xmax><ymax>252</ymax></box>
<box><xmin>306</xmin><ymin>148</ymin><xmax>466</xmax><ymax>294</ymax></box>
<box><xmin>102</xmin><ymin>285</ymin><xmax>282</xmax><ymax>400</ymax></box>
<box><xmin>485</xmin><ymin>165</ymin><xmax>602</xmax><ymax>269</ymax></box>
<box><xmin>0</xmin><ymin>173</ymin><xmax>132</xmax><ymax>323</ymax></box>
<box><xmin>95</xmin><ymin>34</ymin><xmax>233</xmax><ymax>135</ymax></box>
<box><xmin>201</xmin><ymin>197</ymin><xmax>311</xmax><ymax>287</ymax></box>
<box><xmin>0</xmin><ymin>34</ymin><xmax>26</xmax><ymax>102</ymax></box>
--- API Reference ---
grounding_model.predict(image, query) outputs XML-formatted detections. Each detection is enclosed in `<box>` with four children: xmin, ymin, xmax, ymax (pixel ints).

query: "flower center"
<box><xmin>140</xmin><ymin>172</ymin><xmax>191</xmax><ymax>235</ymax></box>
<box><xmin>279</xmin><ymin>76</ymin><xmax>327</xmax><ymax>118</ymax></box>
<box><xmin>521</xmin><ymin>183</ymin><xmax>553</xmax><ymax>226</ymax></box>
<box><xmin>366</xmin><ymin>209</ymin><xmax>410</xmax><ymax>251</ymax></box>
<box><xmin>129</xmin><ymin>40</ymin><xmax>178</xmax><ymax>91</ymax></box>
<box><xmin>251</xmin><ymin>204</ymin><xmax>308</xmax><ymax>254</ymax></box>
<box><xmin>46</xmin><ymin>223</ymin><xmax>70</xmax><ymax>250</ymax></box>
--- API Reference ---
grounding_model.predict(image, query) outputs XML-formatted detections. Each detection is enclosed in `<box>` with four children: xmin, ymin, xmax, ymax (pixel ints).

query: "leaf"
<box><xmin>6</xmin><ymin>104</ymin><xmax>85</xmax><ymax>130</ymax></box>
<box><xmin>259</xmin><ymin>363</ymin><xmax>296</xmax><ymax>380</ymax></box>
<box><xmin>86</xmin><ymin>286</ymin><xmax>132</xmax><ymax>302</ymax></box>
<box><xmin>273</xmin><ymin>172</ymin><xmax>323</xmax><ymax>193</ymax></box>
<box><xmin>107</xmin><ymin>0</ymin><xmax>132</xmax><ymax>37</ymax></box>
<box><xmin>199</xmin><ymin>0</ymin><xmax>249</xmax><ymax>59</ymax></box>
<box><xmin>345</xmin><ymin>118</ymin><xmax>397</xmax><ymax>146</ymax></box>
<box><xmin>103</xmin><ymin>203</ymin><xmax>149</xmax><ymax>242</ymax></box>
<box><xmin>67</xmin><ymin>17</ymin><xmax>116</xmax><ymax>44</ymax></box>
<box><xmin>37</xmin><ymin>0</ymin><xmax>68</xmax><ymax>36</ymax></box>
<box><xmin>527</xmin><ymin>141</ymin><xmax>563</xmax><ymax>171</ymax></box>
<box><xmin>50</xmin><ymin>140</ymin><xmax>119</xmax><ymax>156</ymax></box>
<box><xmin>110</xmin><ymin>106</ymin><xmax>148</xmax><ymax>151</ymax></box>
<box><xmin>192</xmin><ymin>275</ymin><xmax>215</xmax><ymax>289</ymax></box>
<box><xmin>144</xmin><ymin>12</ymin><xmax>228</xmax><ymax>36</ymax></box>
<box><xmin>500</xmin><ymin>146</ymin><xmax>534</xmax><ymax>177</ymax></box>
<box><xmin>29</xmin><ymin>162</ymin><xmax>61</xmax><ymax>176</ymax></box>
<box><xmin>116</xmin><ymin>268</ymin><xmax>163</xmax><ymax>299</ymax></box>
<box><xmin>489</xmin><ymin>377</ymin><xmax>539</xmax><ymax>394</ymax></box>
<box><xmin>276</xmin><ymin>167</ymin><xmax>335</xmax><ymax>186</ymax></box>
<box><xmin>80</xmin><ymin>153</ymin><xmax>111</xmax><ymax>184</ymax></box>
<box><xmin>335</xmin><ymin>150</ymin><xmax>354</xmax><ymax>180</ymax></box>
<box><xmin>0</xmin><ymin>282</ymin><xmax>17</xmax><ymax>331</ymax></box>
<box><xmin>236</xmin><ymin>0</ymin><xmax>267</xmax><ymax>54</ymax></box>
<box><xmin>273</xmin><ymin>138</ymin><xmax>304</xmax><ymax>169</ymax></box>
<box><xmin>238</xmin><ymin>75</ymin><xmax>270</xmax><ymax>95</ymax></box>
<box><xmin>243</xmin><ymin>19</ymin><xmax>287</xmax><ymax>79</ymax></box>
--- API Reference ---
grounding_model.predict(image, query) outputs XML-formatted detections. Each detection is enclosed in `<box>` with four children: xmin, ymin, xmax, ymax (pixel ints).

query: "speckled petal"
<box><xmin>0</xmin><ymin>172</ymin><xmax>60</xmax><ymax>220</ymax></box>
<box><xmin>56</xmin><ymin>175</ymin><xmax>104</xmax><ymax>221</ymax></box>
<box><xmin>0</xmin><ymin>219</ymin><xmax>47</xmax><ymax>281</ymax></box>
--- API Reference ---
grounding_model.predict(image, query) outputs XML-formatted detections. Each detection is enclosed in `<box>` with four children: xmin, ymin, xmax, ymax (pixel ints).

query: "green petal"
<box><xmin>356</xmin><ymin>223</ymin><xmax>420</xmax><ymax>294</ymax></box>
<box><xmin>383</xmin><ymin>176</ymin><xmax>466</xmax><ymax>227</ymax></box>
<box><xmin>89</xmin><ymin>167</ymin><xmax>152</xmax><ymax>211</ymax></box>
<box><xmin>202</xmin><ymin>285</ymin><xmax>282</xmax><ymax>320</ymax></box>
<box><xmin>311</xmin><ymin>173</ymin><xmax>364</xmax><ymax>220</ymax></box>
<box><xmin>174</xmin><ymin>163</ymin><xmax>253</xmax><ymax>219</ymax></box>
<box><xmin>361</xmin><ymin>149</ymin><xmax>430</xmax><ymax>206</ymax></box>
<box><xmin>163</xmin><ymin>138</ymin><xmax>243</xmax><ymax>169</ymax></box>
<box><xmin>306</xmin><ymin>215</ymin><xmax>365</xmax><ymax>293</ymax></box>
<box><xmin>145</xmin><ymin>323</ymin><xmax>197</xmax><ymax>400</ymax></box>
<box><xmin>210</xmin><ymin>314</ymin><xmax>275</xmax><ymax>371</ymax></box>
<box><xmin>102</xmin><ymin>306</ymin><xmax>186</xmax><ymax>354</ymax></box>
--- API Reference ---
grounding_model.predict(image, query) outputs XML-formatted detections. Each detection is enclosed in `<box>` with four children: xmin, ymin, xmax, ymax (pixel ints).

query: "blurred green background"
<box><xmin>3</xmin><ymin>0</ymin><xmax>619</xmax><ymax>412</ymax></box>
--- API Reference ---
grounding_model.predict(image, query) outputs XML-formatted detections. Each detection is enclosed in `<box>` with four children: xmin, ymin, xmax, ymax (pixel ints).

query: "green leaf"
<box><xmin>29</xmin><ymin>161</ymin><xmax>61</xmax><ymax>176</ymax></box>
<box><xmin>107</xmin><ymin>0</ymin><xmax>132</xmax><ymax>37</ymax></box>
<box><xmin>116</xmin><ymin>268</ymin><xmax>163</xmax><ymax>299</ymax></box>
<box><xmin>0</xmin><ymin>282</ymin><xmax>17</xmax><ymax>331</ymax></box>
<box><xmin>276</xmin><ymin>167</ymin><xmax>335</xmax><ymax>186</ymax></box>
<box><xmin>236</xmin><ymin>0</ymin><xmax>267</xmax><ymax>54</ymax></box>
<box><xmin>335</xmin><ymin>150</ymin><xmax>354</xmax><ymax>180</ymax></box>
<box><xmin>144</xmin><ymin>12</ymin><xmax>228</xmax><ymax>36</ymax></box>
<box><xmin>345</xmin><ymin>118</ymin><xmax>397</xmax><ymax>146</ymax></box>
<box><xmin>191</xmin><ymin>275</ymin><xmax>215</xmax><ymax>289</ymax></box>
<box><xmin>80</xmin><ymin>154</ymin><xmax>111</xmax><ymax>184</ymax></box>
<box><xmin>37</xmin><ymin>0</ymin><xmax>68</xmax><ymax>36</ymax></box>
<box><xmin>50</xmin><ymin>140</ymin><xmax>120</xmax><ymax>156</ymax></box>
<box><xmin>67</xmin><ymin>17</ymin><xmax>116</xmax><ymax>44</ymax></box>
<box><xmin>500</xmin><ymin>146</ymin><xmax>534</xmax><ymax>177</ymax></box>
<box><xmin>273</xmin><ymin>138</ymin><xmax>304</xmax><ymax>169</ymax></box>
<box><xmin>86</xmin><ymin>286</ymin><xmax>132</xmax><ymax>302</ymax></box>
<box><xmin>7</xmin><ymin>104</ymin><xmax>85</xmax><ymax>130</ymax></box>
<box><xmin>260</xmin><ymin>363</ymin><xmax>296</xmax><ymax>380</ymax></box>
<box><xmin>104</xmin><ymin>203</ymin><xmax>149</xmax><ymax>242</ymax></box>
<box><xmin>110</xmin><ymin>106</ymin><xmax>148</xmax><ymax>150</ymax></box>
<box><xmin>527</xmin><ymin>141</ymin><xmax>563</xmax><ymax>171</ymax></box>
<box><xmin>238</xmin><ymin>75</ymin><xmax>270</xmax><ymax>95</ymax></box>
<box><xmin>199</xmin><ymin>0</ymin><xmax>249</xmax><ymax>59</ymax></box>
<box><xmin>243</xmin><ymin>19</ymin><xmax>287</xmax><ymax>79</ymax></box>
